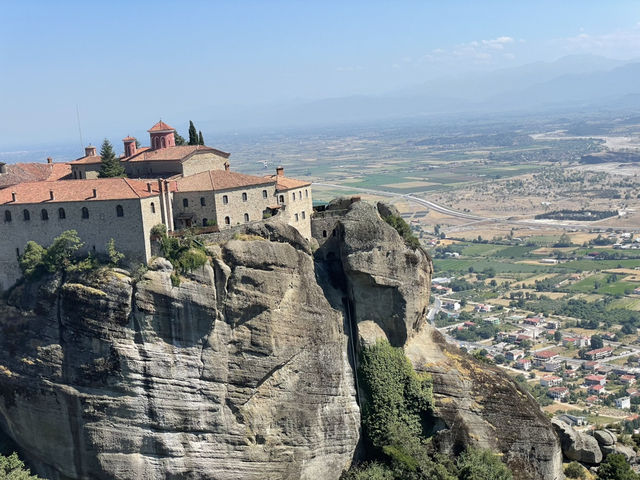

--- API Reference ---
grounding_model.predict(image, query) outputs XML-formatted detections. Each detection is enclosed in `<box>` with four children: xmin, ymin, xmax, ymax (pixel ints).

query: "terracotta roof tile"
<box><xmin>148</xmin><ymin>121</ymin><xmax>175</xmax><ymax>132</ymax></box>
<box><xmin>0</xmin><ymin>163</ymin><xmax>72</xmax><ymax>189</ymax></box>
<box><xmin>263</xmin><ymin>174</ymin><xmax>311</xmax><ymax>191</ymax></box>
<box><xmin>0</xmin><ymin>178</ymin><xmax>162</xmax><ymax>205</ymax></box>
<box><xmin>68</xmin><ymin>154</ymin><xmax>102</xmax><ymax>165</ymax></box>
<box><xmin>176</xmin><ymin>170</ymin><xmax>274</xmax><ymax>192</ymax></box>
<box><xmin>124</xmin><ymin>145</ymin><xmax>230</xmax><ymax>163</ymax></box>
<box><xmin>123</xmin><ymin>136</ymin><xmax>136</xmax><ymax>141</ymax></box>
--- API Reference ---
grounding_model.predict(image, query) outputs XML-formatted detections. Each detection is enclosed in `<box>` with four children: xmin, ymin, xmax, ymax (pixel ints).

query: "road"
<box><xmin>427</xmin><ymin>296</ymin><xmax>442</xmax><ymax>324</ymax></box>
<box><xmin>312</xmin><ymin>182</ymin><xmax>636</xmax><ymax>232</ymax></box>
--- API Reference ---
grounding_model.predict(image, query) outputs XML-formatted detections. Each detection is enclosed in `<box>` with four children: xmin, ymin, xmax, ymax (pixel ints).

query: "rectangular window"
<box><xmin>294</xmin><ymin>213</ymin><xmax>299</xmax><ymax>221</ymax></box>
<box><xmin>301</xmin><ymin>211</ymin><xmax>306</xmax><ymax>219</ymax></box>
<box><xmin>200</xmin><ymin>197</ymin><xmax>206</xmax><ymax>206</ymax></box>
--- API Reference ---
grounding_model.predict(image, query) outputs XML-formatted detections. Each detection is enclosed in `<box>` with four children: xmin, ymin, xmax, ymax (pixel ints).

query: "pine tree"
<box><xmin>98</xmin><ymin>139</ymin><xmax>125</xmax><ymax>178</ymax></box>
<box><xmin>198</xmin><ymin>130</ymin><xmax>204</xmax><ymax>145</ymax></box>
<box><xmin>175</xmin><ymin>132</ymin><xmax>186</xmax><ymax>146</ymax></box>
<box><xmin>188</xmin><ymin>120</ymin><xmax>198</xmax><ymax>145</ymax></box>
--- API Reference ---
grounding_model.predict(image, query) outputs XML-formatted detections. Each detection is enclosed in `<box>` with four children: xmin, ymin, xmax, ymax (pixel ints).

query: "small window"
<box><xmin>203</xmin><ymin>218</ymin><xmax>208</xmax><ymax>226</ymax></box>
<box><xmin>294</xmin><ymin>213</ymin><xmax>299</xmax><ymax>222</ymax></box>
<box><xmin>262</xmin><ymin>190</ymin><xmax>268</xmax><ymax>199</ymax></box>
<box><xmin>301</xmin><ymin>211</ymin><xmax>306</xmax><ymax>219</ymax></box>
<box><xmin>244</xmin><ymin>213</ymin><xmax>249</xmax><ymax>222</ymax></box>
<box><xmin>242</xmin><ymin>192</ymin><xmax>248</xmax><ymax>202</ymax></box>
<box><xmin>116</xmin><ymin>205</ymin><xmax>124</xmax><ymax>217</ymax></box>
<box><xmin>299</xmin><ymin>190</ymin><xmax>302</xmax><ymax>198</ymax></box>
<box><xmin>23</xmin><ymin>209</ymin><xmax>30</xmax><ymax>221</ymax></box>
<box><xmin>279</xmin><ymin>195</ymin><xmax>284</xmax><ymax>203</ymax></box>
<box><xmin>292</xmin><ymin>192</ymin><xmax>296</xmax><ymax>201</ymax></box>
<box><xmin>81</xmin><ymin>207</ymin><xmax>89</xmax><ymax>219</ymax></box>
<box><xmin>200</xmin><ymin>197</ymin><xmax>206</xmax><ymax>206</ymax></box>
<box><xmin>224</xmin><ymin>216</ymin><xmax>230</xmax><ymax>225</ymax></box>
<box><xmin>305</xmin><ymin>189</ymin><xmax>308</xmax><ymax>198</ymax></box>
<box><xmin>41</xmin><ymin>209</ymin><xmax>48</xmax><ymax>221</ymax></box>
<box><xmin>58</xmin><ymin>208</ymin><xmax>66</xmax><ymax>219</ymax></box>
<box><xmin>151</xmin><ymin>202</ymin><xmax>156</xmax><ymax>214</ymax></box>
<box><xmin>4</xmin><ymin>210</ymin><xmax>11</xmax><ymax>222</ymax></box>
<box><xmin>16</xmin><ymin>248</ymin><xmax>20</xmax><ymax>259</ymax></box>
<box><xmin>183</xmin><ymin>198</ymin><xmax>189</xmax><ymax>208</ymax></box>
<box><xmin>223</xmin><ymin>195</ymin><xmax>229</xmax><ymax>205</ymax></box>
<box><xmin>322</xmin><ymin>230</ymin><xmax>327</xmax><ymax>238</ymax></box>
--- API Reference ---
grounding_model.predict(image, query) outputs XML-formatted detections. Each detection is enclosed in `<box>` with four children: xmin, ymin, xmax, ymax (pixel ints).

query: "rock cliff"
<box><xmin>0</xmin><ymin>200</ymin><xmax>563</xmax><ymax>480</ymax></box>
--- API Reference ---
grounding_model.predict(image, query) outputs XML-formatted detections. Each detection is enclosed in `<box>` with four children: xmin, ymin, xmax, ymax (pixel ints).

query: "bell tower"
<box><xmin>148</xmin><ymin>121</ymin><xmax>176</xmax><ymax>150</ymax></box>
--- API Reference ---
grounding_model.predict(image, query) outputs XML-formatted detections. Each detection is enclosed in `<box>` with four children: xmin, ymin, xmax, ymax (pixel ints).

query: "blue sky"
<box><xmin>2</xmin><ymin>0</ymin><xmax>640</xmax><ymax>148</ymax></box>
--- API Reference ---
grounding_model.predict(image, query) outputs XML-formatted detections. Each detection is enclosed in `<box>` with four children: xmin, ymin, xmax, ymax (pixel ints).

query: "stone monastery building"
<box><xmin>0</xmin><ymin>121</ymin><xmax>312</xmax><ymax>291</ymax></box>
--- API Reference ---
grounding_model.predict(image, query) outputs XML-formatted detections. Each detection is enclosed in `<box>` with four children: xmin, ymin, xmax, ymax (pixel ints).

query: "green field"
<box><xmin>568</xmin><ymin>274</ymin><xmax>638</xmax><ymax>295</ymax></box>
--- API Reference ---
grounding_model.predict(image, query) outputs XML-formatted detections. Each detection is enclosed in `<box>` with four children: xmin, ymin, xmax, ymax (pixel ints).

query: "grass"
<box><xmin>568</xmin><ymin>274</ymin><xmax>637</xmax><ymax>295</ymax></box>
<box><xmin>492</xmin><ymin>245</ymin><xmax>537</xmax><ymax>258</ymax></box>
<box><xmin>460</xmin><ymin>243</ymin><xmax>508</xmax><ymax>256</ymax></box>
<box><xmin>434</xmin><ymin>258</ymin><xmax>552</xmax><ymax>274</ymax></box>
<box><xmin>557</xmin><ymin>259</ymin><xmax>640</xmax><ymax>272</ymax></box>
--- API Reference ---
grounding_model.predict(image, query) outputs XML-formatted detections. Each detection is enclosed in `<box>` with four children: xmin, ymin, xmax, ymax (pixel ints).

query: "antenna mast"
<box><xmin>76</xmin><ymin>104</ymin><xmax>84</xmax><ymax>151</ymax></box>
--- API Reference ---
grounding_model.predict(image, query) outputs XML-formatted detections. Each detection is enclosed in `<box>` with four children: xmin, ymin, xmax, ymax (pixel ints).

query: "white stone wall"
<box><xmin>0</xmin><ymin>197</ymin><xmax>163</xmax><ymax>291</ymax></box>
<box><xmin>277</xmin><ymin>186</ymin><xmax>313</xmax><ymax>240</ymax></box>
<box><xmin>171</xmin><ymin>191</ymin><xmax>218</xmax><ymax>229</ymax></box>
<box><xmin>213</xmin><ymin>184</ymin><xmax>276</xmax><ymax>228</ymax></box>
<box><xmin>181</xmin><ymin>153</ymin><xmax>228</xmax><ymax>177</ymax></box>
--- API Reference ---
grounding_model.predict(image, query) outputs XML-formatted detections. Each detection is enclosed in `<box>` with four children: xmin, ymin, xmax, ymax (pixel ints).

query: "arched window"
<box><xmin>73</xmin><ymin>171</ymin><xmax>77</xmax><ymax>179</ymax></box>
<box><xmin>224</xmin><ymin>216</ymin><xmax>230</xmax><ymax>225</ymax></box>
<box><xmin>200</xmin><ymin>197</ymin><xmax>206</xmax><ymax>206</ymax></box>
<box><xmin>305</xmin><ymin>189</ymin><xmax>308</xmax><ymax>198</ymax></box>
<box><xmin>294</xmin><ymin>213</ymin><xmax>299</xmax><ymax>222</ymax></box>
<box><xmin>153</xmin><ymin>137</ymin><xmax>159</xmax><ymax>149</ymax></box>
<box><xmin>23</xmin><ymin>209</ymin><xmax>30</xmax><ymax>221</ymax></box>
<box><xmin>279</xmin><ymin>195</ymin><xmax>284</xmax><ymax>203</ymax></box>
<box><xmin>151</xmin><ymin>202</ymin><xmax>156</xmax><ymax>214</ymax></box>
<box><xmin>322</xmin><ymin>230</ymin><xmax>327</xmax><ymax>238</ymax></box>
<box><xmin>58</xmin><ymin>208</ymin><xmax>66</xmax><ymax>219</ymax></box>
<box><xmin>301</xmin><ymin>211</ymin><xmax>306</xmax><ymax>219</ymax></box>
<box><xmin>262</xmin><ymin>190</ymin><xmax>268</xmax><ymax>199</ymax></box>
<box><xmin>292</xmin><ymin>192</ymin><xmax>296</xmax><ymax>200</ymax></box>
<box><xmin>244</xmin><ymin>213</ymin><xmax>249</xmax><ymax>222</ymax></box>
<box><xmin>81</xmin><ymin>207</ymin><xmax>89</xmax><ymax>219</ymax></box>
<box><xmin>299</xmin><ymin>190</ymin><xmax>302</xmax><ymax>198</ymax></box>
<box><xmin>4</xmin><ymin>210</ymin><xmax>11</xmax><ymax>222</ymax></box>
<box><xmin>161</xmin><ymin>136</ymin><xmax>166</xmax><ymax>148</ymax></box>
<box><xmin>116</xmin><ymin>205</ymin><xmax>124</xmax><ymax>217</ymax></box>
<box><xmin>41</xmin><ymin>209</ymin><xmax>48</xmax><ymax>221</ymax></box>
<box><xmin>183</xmin><ymin>198</ymin><xmax>189</xmax><ymax>208</ymax></box>
<box><xmin>242</xmin><ymin>192</ymin><xmax>248</xmax><ymax>202</ymax></box>
<box><xmin>222</xmin><ymin>195</ymin><xmax>228</xmax><ymax>205</ymax></box>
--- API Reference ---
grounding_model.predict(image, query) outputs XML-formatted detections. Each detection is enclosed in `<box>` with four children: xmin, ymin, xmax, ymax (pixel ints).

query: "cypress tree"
<box><xmin>198</xmin><ymin>130</ymin><xmax>204</xmax><ymax>145</ymax></box>
<box><xmin>98</xmin><ymin>139</ymin><xmax>125</xmax><ymax>178</ymax></box>
<box><xmin>175</xmin><ymin>132</ymin><xmax>186</xmax><ymax>145</ymax></box>
<box><xmin>188</xmin><ymin>120</ymin><xmax>198</xmax><ymax>145</ymax></box>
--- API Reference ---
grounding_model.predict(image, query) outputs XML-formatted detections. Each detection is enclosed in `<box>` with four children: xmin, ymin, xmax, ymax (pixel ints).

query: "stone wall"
<box><xmin>277</xmin><ymin>187</ymin><xmax>313</xmax><ymax>240</ymax></box>
<box><xmin>181</xmin><ymin>153</ymin><xmax>228</xmax><ymax>176</ymax></box>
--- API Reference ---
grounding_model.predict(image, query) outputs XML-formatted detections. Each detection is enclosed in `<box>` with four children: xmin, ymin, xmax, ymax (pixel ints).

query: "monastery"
<box><xmin>0</xmin><ymin>121</ymin><xmax>312</xmax><ymax>291</ymax></box>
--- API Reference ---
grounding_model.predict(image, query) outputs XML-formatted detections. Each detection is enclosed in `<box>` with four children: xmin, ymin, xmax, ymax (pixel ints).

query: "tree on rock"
<box><xmin>597</xmin><ymin>454</ymin><xmax>639</xmax><ymax>480</ymax></box>
<box><xmin>0</xmin><ymin>452</ymin><xmax>41</xmax><ymax>479</ymax></box>
<box><xmin>188</xmin><ymin>120</ymin><xmax>198</xmax><ymax>145</ymax></box>
<box><xmin>198</xmin><ymin>130</ymin><xmax>204</xmax><ymax>145</ymax></box>
<box><xmin>98</xmin><ymin>139</ymin><xmax>125</xmax><ymax>178</ymax></box>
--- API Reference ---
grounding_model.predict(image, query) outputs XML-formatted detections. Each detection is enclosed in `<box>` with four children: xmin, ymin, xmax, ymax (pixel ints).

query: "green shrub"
<box><xmin>18</xmin><ymin>241</ymin><xmax>46</xmax><ymax>278</ymax></box>
<box><xmin>0</xmin><ymin>452</ymin><xmax>41</xmax><ymax>479</ymax></box>
<box><xmin>456</xmin><ymin>448</ymin><xmax>512</xmax><ymax>480</ymax></box>
<box><xmin>597</xmin><ymin>453</ymin><xmax>639</xmax><ymax>480</ymax></box>
<box><xmin>107</xmin><ymin>238</ymin><xmax>125</xmax><ymax>266</ymax></box>
<box><xmin>565</xmin><ymin>461</ymin><xmax>587</xmax><ymax>479</ymax></box>
<box><xmin>150</xmin><ymin>224</ymin><xmax>167</xmax><ymax>237</ymax></box>
<box><xmin>383</xmin><ymin>215</ymin><xmax>421</xmax><ymax>250</ymax></box>
<box><xmin>340</xmin><ymin>462</ymin><xmax>394</xmax><ymax>480</ymax></box>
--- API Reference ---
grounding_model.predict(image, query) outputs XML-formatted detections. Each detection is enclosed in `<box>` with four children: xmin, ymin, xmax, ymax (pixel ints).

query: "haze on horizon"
<box><xmin>2</xmin><ymin>0</ymin><xmax>640</xmax><ymax>150</ymax></box>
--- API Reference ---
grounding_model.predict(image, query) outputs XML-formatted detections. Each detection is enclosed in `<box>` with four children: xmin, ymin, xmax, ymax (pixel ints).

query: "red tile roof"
<box><xmin>0</xmin><ymin>178</ymin><xmax>163</xmax><ymax>205</ymax></box>
<box><xmin>175</xmin><ymin>169</ymin><xmax>274</xmax><ymax>192</ymax></box>
<box><xmin>535</xmin><ymin>350</ymin><xmax>558</xmax><ymax>359</ymax></box>
<box><xmin>124</xmin><ymin>145</ymin><xmax>230</xmax><ymax>163</ymax></box>
<box><xmin>0</xmin><ymin>163</ymin><xmax>72</xmax><ymax>189</ymax></box>
<box><xmin>148</xmin><ymin>121</ymin><xmax>175</xmax><ymax>132</ymax></box>
<box><xmin>68</xmin><ymin>153</ymin><xmax>103</xmax><ymax>165</ymax></box>
<box><xmin>264</xmin><ymin>173</ymin><xmax>311</xmax><ymax>191</ymax></box>
<box><xmin>123</xmin><ymin>136</ymin><xmax>136</xmax><ymax>141</ymax></box>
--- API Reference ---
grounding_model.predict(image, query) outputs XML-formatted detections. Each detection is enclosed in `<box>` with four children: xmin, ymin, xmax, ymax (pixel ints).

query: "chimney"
<box><xmin>147</xmin><ymin>182</ymin><xmax>152</xmax><ymax>192</ymax></box>
<box><xmin>47</xmin><ymin>157</ymin><xmax>53</xmax><ymax>164</ymax></box>
<box><xmin>276</xmin><ymin>166</ymin><xmax>284</xmax><ymax>176</ymax></box>
<box><xmin>0</xmin><ymin>163</ymin><xmax>6</xmax><ymax>174</ymax></box>
<box><xmin>11</xmin><ymin>192</ymin><xmax>16</xmax><ymax>202</ymax></box>
<box><xmin>49</xmin><ymin>190</ymin><xmax>54</xmax><ymax>200</ymax></box>
<box><xmin>92</xmin><ymin>188</ymin><xmax>97</xmax><ymax>198</ymax></box>
<box><xmin>224</xmin><ymin>162</ymin><xmax>230</xmax><ymax>171</ymax></box>
<box><xmin>85</xmin><ymin>146</ymin><xmax>97</xmax><ymax>157</ymax></box>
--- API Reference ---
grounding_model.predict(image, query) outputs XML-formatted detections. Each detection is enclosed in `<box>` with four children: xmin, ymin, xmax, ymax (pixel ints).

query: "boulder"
<box><xmin>594</xmin><ymin>429</ymin><xmax>617</xmax><ymax>447</ymax></box>
<box><xmin>552</xmin><ymin>419</ymin><xmax>603</xmax><ymax>464</ymax></box>
<box><xmin>602</xmin><ymin>444</ymin><xmax>637</xmax><ymax>463</ymax></box>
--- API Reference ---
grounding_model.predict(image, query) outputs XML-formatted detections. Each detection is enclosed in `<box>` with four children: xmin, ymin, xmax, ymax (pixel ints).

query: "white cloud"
<box><xmin>558</xmin><ymin>24</ymin><xmax>640</xmax><ymax>58</ymax></box>
<box><xmin>417</xmin><ymin>36</ymin><xmax>518</xmax><ymax>66</ymax></box>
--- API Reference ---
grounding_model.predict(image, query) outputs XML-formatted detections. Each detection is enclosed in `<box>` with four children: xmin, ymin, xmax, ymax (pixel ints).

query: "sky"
<box><xmin>2</xmin><ymin>0</ymin><xmax>640</xmax><ymax>149</ymax></box>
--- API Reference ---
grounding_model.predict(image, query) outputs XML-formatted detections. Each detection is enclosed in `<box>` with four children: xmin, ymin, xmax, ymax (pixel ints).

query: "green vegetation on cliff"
<box><xmin>342</xmin><ymin>340</ymin><xmax>512</xmax><ymax>480</ymax></box>
<box><xmin>0</xmin><ymin>452</ymin><xmax>41</xmax><ymax>479</ymax></box>
<box><xmin>383</xmin><ymin>215</ymin><xmax>420</xmax><ymax>249</ymax></box>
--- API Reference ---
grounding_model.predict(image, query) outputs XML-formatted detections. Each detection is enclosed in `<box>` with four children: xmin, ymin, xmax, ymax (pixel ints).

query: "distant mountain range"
<box><xmin>200</xmin><ymin>55</ymin><xmax>640</xmax><ymax>131</ymax></box>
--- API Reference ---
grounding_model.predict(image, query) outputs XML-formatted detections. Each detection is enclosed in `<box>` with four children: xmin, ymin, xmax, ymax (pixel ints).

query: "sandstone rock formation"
<box><xmin>314</xmin><ymin>199</ymin><xmax>564</xmax><ymax>480</ymax></box>
<box><xmin>552</xmin><ymin>419</ymin><xmax>603</xmax><ymax>465</ymax></box>
<box><xmin>0</xmin><ymin>200</ymin><xmax>564</xmax><ymax>480</ymax></box>
<box><xmin>594</xmin><ymin>429</ymin><xmax>617</xmax><ymax>447</ymax></box>
<box><xmin>0</xmin><ymin>222</ymin><xmax>360</xmax><ymax>480</ymax></box>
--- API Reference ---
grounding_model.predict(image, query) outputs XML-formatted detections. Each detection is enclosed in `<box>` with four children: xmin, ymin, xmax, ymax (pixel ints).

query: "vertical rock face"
<box><xmin>314</xmin><ymin>199</ymin><xmax>564</xmax><ymax>480</ymax></box>
<box><xmin>0</xmin><ymin>226</ymin><xmax>360</xmax><ymax>480</ymax></box>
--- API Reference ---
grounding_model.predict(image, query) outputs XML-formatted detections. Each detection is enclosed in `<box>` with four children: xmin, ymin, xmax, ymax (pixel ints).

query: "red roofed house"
<box><xmin>621</xmin><ymin>375</ymin><xmax>637</xmax><ymax>385</ymax></box>
<box><xmin>584</xmin><ymin>374</ymin><xmax>607</xmax><ymax>386</ymax></box>
<box><xmin>588</xmin><ymin>384</ymin><xmax>606</xmax><ymax>395</ymax></box>
<box><xmin>548</xmin><ymin>387</ymin><xmax>569</xmax><ymax>400</ymax></box>
<box><xmin>516</xmin><ymin>358</ymin><xmax>532</xmax><ymax>371</ymax></box>
<box><xmin>540</xmin><ymin>376</ymin><xmax>562</xmax><ymax>387</ymax></box>
<box><xmin>534</xmin><ymin>350</ymin><xmax>559</xmax><ymax>366</ymax></box>
<box><xmin>584</xmin><ymin>347</ymin><xmax>613</xmax><ymax>361</ymax></box>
